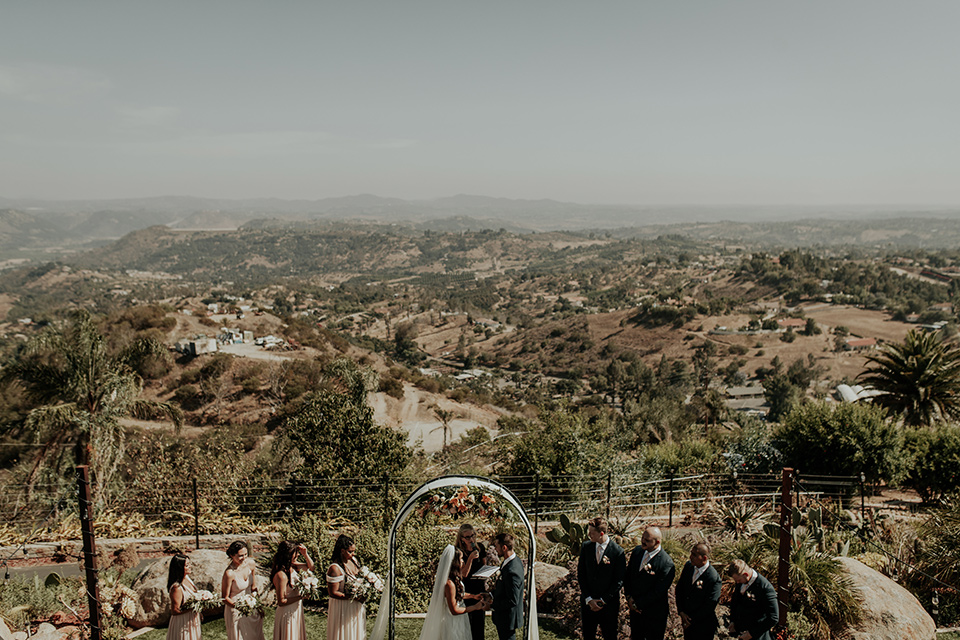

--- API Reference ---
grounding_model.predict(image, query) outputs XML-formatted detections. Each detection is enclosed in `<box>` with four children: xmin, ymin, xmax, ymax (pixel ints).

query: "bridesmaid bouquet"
<box><xmin>345</xmin><ymin>566</ymin><xmax>384</xmax><ymax>602</ymax></box>
<box><xmin>296</xmin><ymin>570</ymin><xmax>322</xmax><ymax>599</ymax></box>
<box><xmin>183</xmin><ymin>589</ymin><xmax>223</xmax><ymax>613</ymax></box>
<box><xmin>359</xmin><ymin>566</ymin><xmax>384</xmax><ymax>593</ymax></box>
<box><xmin>234</xmin><ymin>592</ymin><xmax>265</xmax><ymax>617</ymax></box>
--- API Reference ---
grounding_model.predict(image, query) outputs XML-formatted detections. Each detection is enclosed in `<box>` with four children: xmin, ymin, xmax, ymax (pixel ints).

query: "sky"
<box><xmin>2</xmin><ymin>1</ymin><xmax>960</xmax><ymax>206</ymax></box>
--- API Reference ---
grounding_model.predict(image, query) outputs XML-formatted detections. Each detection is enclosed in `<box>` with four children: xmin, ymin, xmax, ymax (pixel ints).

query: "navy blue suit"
<box><xmin>674</xmin><ymin>561</ymin><xmax>721</xmax><ymax>640</ymax></box>
<box><xmin>578</xmin><ymin>538</ymin><xmax>626</xmax><ymax>640</ymax></box>
<box><xmin>492</xmin><ymin>555</ymin><xmax>525</xmax><ymax>640</ymax></box>
<box><xmin>624</xmin><ymin>547</ymin><xmax>675</xmax><ymax>640</ymax></box>
<box><xmin>729</xmin><ymin>572</ymin><xmax>779</xmax><ymax>640</ymax></box>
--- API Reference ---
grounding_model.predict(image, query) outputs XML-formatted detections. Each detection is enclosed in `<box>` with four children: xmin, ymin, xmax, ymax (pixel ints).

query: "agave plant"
<box><xmin>711</xmin><ymin>499</ymin><xmax>771</xmax><ymax>539</ymax></box>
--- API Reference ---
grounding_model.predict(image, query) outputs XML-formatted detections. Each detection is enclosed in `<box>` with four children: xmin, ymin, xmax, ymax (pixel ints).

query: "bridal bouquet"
<box><xmin>183</xmin><ymin>589</ymin><xmax>222</xmax><ymax>613</ymax></box>
<box><xmin>344</xmin><ymin>566</ymin><xmax>384</xmax><ymax>603</ymax></box>
<box><xmin>233</xmin><ymin>592</ymin><xmax>265</xmax><ymax>617</ymax></box>
<box><xmin>296</xmin><ymin>570</ymin><xmax>322</xmax><ymax>600</ymax></box>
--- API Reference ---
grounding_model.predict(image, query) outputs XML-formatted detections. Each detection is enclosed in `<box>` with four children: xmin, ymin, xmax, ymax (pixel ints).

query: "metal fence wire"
<box><xmin>0</xmin><ymin>471</ymin><xmax>864</xmax><ymax>540</ymax></box>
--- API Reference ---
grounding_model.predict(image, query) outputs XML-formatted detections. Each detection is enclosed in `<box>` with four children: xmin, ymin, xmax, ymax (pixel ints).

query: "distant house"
<box><xmin>726</xmin><ymin>385</ymin><xmax>765</xmax><ymax>399</ymax></box>
<box><xmin>929</xmin><ymin>302</ymin><xmax>954</xmax><ymax>313</ymax></box>
<box><xmin>776</xmin><ymin>318</ymin><xmax>806</xmax><ymax>331</ymax></box>
<box><xmin>724</xmin><ymin>386</ymin><xmax>768</xmax><ymax>415</ymax></box>
<box><xmin>844</xmin><ymin>337</ymin><xmax>877</xmax><ymax>351</ymax></box>
<box><xmin>905</xmin><ymin>313</ymin><xmax>921</xmax><ymax>323</ymax></box>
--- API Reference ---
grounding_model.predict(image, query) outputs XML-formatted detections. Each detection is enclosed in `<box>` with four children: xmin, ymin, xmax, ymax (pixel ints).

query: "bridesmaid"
<box><xmin>271</xmin><ymin>540</ymin><xmax>314</xmax><ymax>640</ymax></box>
<box><xmin>167</xmin><ymin>553</ymin><xmax>201</xmax><ymax>640</ymax></box>
<box><xmin>326</xmin><ymin>535</ymin><xmax>365</xmax><ymax>640</ymax></box>
<box><xmin>223</xmin><ymin>541</ymin><xmax>265</xmax><ymax>640</ymax></box>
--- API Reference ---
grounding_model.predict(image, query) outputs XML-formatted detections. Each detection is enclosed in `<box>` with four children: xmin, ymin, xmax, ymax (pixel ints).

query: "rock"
<box><xmin>12</xmin><ymin>633</ymin><xmax>27</xmax><ymax>640</ymax></box>
<box><xmin>837</xmin><ymin>556</ymin><xmax>936</xmax><ymax>640</ymax></box>
<box><xmin>129</xmin><ymin>548</ymin><xmax>270</xmax><ymax>629</ymax></box>
<box><xmin>0</xmin><ymin>618</ymin><xmax>12</xmax><ymax>640</ymax></box>
<box><xmin>533</xmin><ymin>562</ymin><xmax>569</xmax><ymax>597</ymax></box>
<box><xmin>30</xmin><ymin>623</ymin><xmax>64</xmax><ymax>640</ymax></box>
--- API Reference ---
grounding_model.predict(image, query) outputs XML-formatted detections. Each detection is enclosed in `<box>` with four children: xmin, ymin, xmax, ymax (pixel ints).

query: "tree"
<box><xmin>431</xmin><ymin>405</ymin><xmax>456</xmax><ymax>449</ymax></box>
<box><xmin>762</xmin><ymin>373</ymin><xmax>802</xmax><ymax>422</ymax></box>
<box><xmin>277</xmin><ymin>363</ymin><xmax>409</xmax><ymax>479</ymax></box>
<box><xmin>858</xmin><ymin>329</ymin><xmax>960</xmax><ymax>427</ymax></box>
<box><xmin>2</xmin><ymin>310</ymin><xmax>183</xmax><ymax>498</ymax></box>
<box><xmin>775</xmin><ymin>401</ymin><xmax>905</xmax><ymax>484</ymax></box>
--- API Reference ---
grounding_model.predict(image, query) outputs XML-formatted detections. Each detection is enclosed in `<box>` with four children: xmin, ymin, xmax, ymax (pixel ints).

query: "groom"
<box><xmin>491</xmin><ymin>533</ymin><xmax>525</xmax><ymax>640</ymax></box>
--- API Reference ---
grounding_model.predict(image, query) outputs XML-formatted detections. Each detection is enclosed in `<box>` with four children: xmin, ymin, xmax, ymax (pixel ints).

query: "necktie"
<box><xmin>596</xmin><ymin>544</ymin><xmax>603</xmax><ymax>563</ymax></box>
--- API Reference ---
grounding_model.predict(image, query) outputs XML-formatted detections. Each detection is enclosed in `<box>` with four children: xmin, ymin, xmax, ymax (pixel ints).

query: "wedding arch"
<box><xmin>370</xmin><ymin>475</ymin><xmax>540</xmax><ymax>640</ymax></box>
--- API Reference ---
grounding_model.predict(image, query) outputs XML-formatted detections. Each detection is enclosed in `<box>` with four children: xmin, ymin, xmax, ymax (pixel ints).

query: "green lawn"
<box><xmin>135</xmin><ymin>611</ymin><xmax>573</xmax><ymax>640</ymax></box>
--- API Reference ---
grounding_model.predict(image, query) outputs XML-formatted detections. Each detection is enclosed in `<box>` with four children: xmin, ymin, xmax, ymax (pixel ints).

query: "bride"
<box><xmin>419</xmin><ymin>545</ymin><xmax>488</xmax><ymax>640</ymax></box>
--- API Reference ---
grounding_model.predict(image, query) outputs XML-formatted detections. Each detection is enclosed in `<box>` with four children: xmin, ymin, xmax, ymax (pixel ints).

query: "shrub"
<box><xmin>0</xmin><ymin>573</ymin><xmax>85</xmax><ymax>629</ymax></box>
<box><xmin>903</xmin><ymin>426</ymin><xmax>960</xmax><ymax>503</ymax></box>
<box><xmin>775</xmin><ymin>402</ymin><xmax>905</xmax><ymax>485</ymax></box>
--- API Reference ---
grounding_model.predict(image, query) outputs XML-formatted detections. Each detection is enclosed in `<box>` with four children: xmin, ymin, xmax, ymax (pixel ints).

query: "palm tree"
<box><xmin>431</xmin><ymin>405</ymin><xmax>456</xmax><ymax>448</ymax></box>
<box><xmin>3</xmin><ymin>310</ymin><xmax>183</xmax><ymax>497</ymax></box>
<box><xmin>858</xmin><ymin>329</ymin><xmax>960</xmax><ymax>427</ymax></box>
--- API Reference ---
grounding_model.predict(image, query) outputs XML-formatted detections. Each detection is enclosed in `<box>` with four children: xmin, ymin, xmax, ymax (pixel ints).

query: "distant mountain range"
<box><xmin>0</xmin><ymin>194</ymin><xmax>958</xmax><ymax>256</ymax></box>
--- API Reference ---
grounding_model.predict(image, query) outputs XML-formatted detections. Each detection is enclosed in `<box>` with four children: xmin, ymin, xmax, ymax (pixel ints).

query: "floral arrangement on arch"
<box><xmin>416</xmin><ymin>485</ymin><xmax>505</xmax><ymax>520</ymax></box>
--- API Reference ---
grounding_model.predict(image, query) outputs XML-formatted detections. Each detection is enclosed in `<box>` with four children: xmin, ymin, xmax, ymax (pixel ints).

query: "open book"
<box><xmin>470</xmin><ymin>565</ymin><xmax>499</xmax><ymax>580</ymax></box>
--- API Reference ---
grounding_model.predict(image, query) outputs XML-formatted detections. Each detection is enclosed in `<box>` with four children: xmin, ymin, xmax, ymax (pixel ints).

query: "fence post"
<box><xmin>193</xmin><ymin>478</ymin><xmax>200</xmax><ymax>550</ymax></box>
<box><xmin>777</xmin><ymin>467</ymin><xmax>794</xmax><ymax>635</ymax></box>
<box><xmin>77</xmin><ymin>465</ymin><xmax>102</xmax><ymax>640</ymax></box>
<box><xmin>534</xmin><ymin>474</ymin><xmax>540</xmax><ymax>535</ymax></box>
<box><xmin>859</xmin><ymin>472</ymin><xmax>866</xmax><ymax>523</ymax></box>
<box><xmin>668</xmin><ymin>473</ymin><xmax>675</xmax><ymax>527</ymax></box>
<box><xmin>605</xmin><ymin>471</ymin><xmax>612</xmax><ymax>520</ymax></box>
<box><xmin>382</xmin><ymin>474</ymin><xmax>390</xmax><ymax>529</ymax></box>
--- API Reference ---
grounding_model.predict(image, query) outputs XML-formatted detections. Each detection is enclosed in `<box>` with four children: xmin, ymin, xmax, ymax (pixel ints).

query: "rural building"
<box><xmin>844</xmin><ymin>337</ymin><xmax>877</xmax><ymax>351</ymax></box>
<box><xmin>776</xmin><ymin>318</ymin><xmax>806</xmax><ymax>331</ymax></box>
<box><xmin>835</xmin><ymin>384</ymin><xmax>883</xmax><ymax>403</ymax></box>
<box><xmin>726</xmin><ymin>385</ymin><xmax>765</xmax><ymax>399</ymax></box>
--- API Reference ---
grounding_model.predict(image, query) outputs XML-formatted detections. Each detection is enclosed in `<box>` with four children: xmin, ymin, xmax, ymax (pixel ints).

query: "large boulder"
<box><xmin>129</xmin><ymin>549</ymin><xmax>269</xmax><ymax>629</ymax></box>
<box><xmin>837</xmin><ymin>556</ymin><xmax>935</xmax><ymax>640</ymax></box>
<box><xmin>533</xmin><ymin>562</ymin><xmax>569</xmax><ymax>597</ymax></box>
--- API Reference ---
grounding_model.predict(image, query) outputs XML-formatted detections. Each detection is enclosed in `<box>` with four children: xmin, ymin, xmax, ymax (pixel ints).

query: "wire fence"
<box><xmin>0</xmin><ymin>470</ymin><xmax>865</xmax><ymax>544</ymax></box>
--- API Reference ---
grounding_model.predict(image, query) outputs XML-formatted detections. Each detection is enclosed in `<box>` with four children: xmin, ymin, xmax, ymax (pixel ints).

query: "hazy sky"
<box><xmin>2</xmin><ymin>1</ymin><xmax>959</xmax><ymax>205</ymax></box>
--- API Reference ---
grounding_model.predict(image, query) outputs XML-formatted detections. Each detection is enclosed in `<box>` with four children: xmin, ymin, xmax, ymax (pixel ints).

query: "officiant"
<box><xmin>456</xmin><ymin>523</ymin><xmax>488</xmax><ymax>640</ymax></box>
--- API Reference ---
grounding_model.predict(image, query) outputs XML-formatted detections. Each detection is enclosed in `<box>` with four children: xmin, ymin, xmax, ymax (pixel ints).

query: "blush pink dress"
<box><xmin>226</xmin><ymin>566</ymin><xmax>265</xmax><ymax>640</ymax></box>
<box><xmin>167</xmin><ymin>581</ymin><xmax>201</xmax><ymax>640</ymax></box>
<box><xmin>273</xmin><ymin>568</ymin><xmax>306</xmax><ymax>640</ymax></box>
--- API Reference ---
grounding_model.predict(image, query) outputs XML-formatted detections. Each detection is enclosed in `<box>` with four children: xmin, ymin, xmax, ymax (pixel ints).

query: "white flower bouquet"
<box><xmin>296</xmin><ymin>570</ymin><xmax>322</xmax><ymax>600</ymax></box>
<box><xmin>344</xmin><ymin>574</ymin><xmax>371</xmax><ymax>602</ymax></box>
<box><xmin>359</xmin><ymin>566</ymin><xmax>384</xmax><ymax>593</ymax></box>
<box><xmin>183</xmin><ymin>589</ymin><xmax>222</xmax><ymax>613</ymax></box>
<box><xmin>233</xmin><ymin>592</ymin><xmax>265</xmax><ymax>617</ymax></box>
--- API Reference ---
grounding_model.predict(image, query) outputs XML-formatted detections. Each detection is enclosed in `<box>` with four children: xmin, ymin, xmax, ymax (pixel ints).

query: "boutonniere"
<box><xmin>695</xmin><ymin>580</ymin><xmax>703</xmax><ymax>589</ymax></box>
<box><xmin>746</xmin><ymin>592</ymin><xmax>756</xmax><ymax>601</ymax></box>
<box><xmin>601</xmin><ymin>556</ymin><xmax>611</xmax><ymax>565</ymax></box>
<box><xmin>643</xmin><ymin>563</ymin><xmax>654</xmax><ymax>574</ymax></box>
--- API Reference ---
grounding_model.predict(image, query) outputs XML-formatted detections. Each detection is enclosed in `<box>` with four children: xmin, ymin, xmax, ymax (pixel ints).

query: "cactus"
<box><xmin>546</xmin><ymin>513</ymin><xmax>586</xmax><ymax>560</ymax></box>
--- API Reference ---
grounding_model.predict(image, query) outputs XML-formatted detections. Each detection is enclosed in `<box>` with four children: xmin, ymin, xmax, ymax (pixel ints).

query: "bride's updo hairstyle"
<box><xmin>331</xmin><ymin>534</ymin><xmax>355</xmax><ymax>565</ymax></box>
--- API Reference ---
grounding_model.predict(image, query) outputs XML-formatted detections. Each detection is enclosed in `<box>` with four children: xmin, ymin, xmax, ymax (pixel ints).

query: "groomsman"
<box><xmin>624</xmin><ymin>527</ymin><xmax>675</xmax><ymax>640</ymax></box>
<box><xmin>674</xmin><ymin>543</ymin><xmax>721</xmax><ymax>640</ymax></box>
<box><xmin>726</xmin><ymin>560</ymin><xmax>779</xmax><ymax>640</ymax></box>
<box><xmin>577</xmin><ymin>517</ymin><xmax>627</xmax><ymax>640</ymax></box>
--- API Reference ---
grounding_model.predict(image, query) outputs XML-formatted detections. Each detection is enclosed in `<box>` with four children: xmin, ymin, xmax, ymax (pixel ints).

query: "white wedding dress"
<box><xmin>419</xmin><ymin>545</ymin><xmax>471</xmax><ymax>640</ymax></box>
<box><xmin>371</xmin><ymin>543</ymin><xmax>538</xmax><ymax>640</ymax></box>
